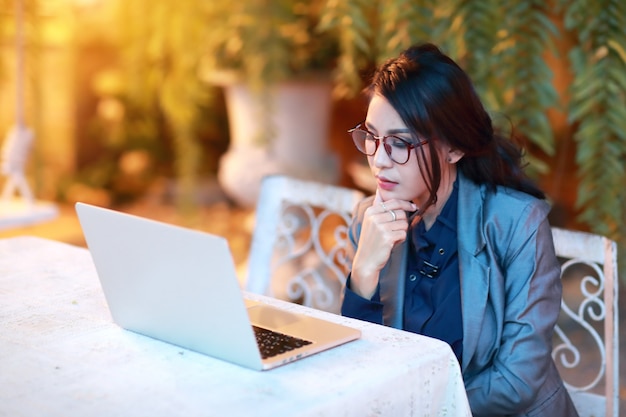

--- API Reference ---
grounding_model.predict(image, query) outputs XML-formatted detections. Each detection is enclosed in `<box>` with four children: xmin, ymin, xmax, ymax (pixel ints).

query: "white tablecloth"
<box><xmin>0</xmin><ymin>236</ymin><xmax>471</xmax><ymax>417</ymax></box>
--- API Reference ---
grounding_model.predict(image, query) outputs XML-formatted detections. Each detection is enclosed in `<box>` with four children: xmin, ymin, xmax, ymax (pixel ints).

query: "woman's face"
<box><xmin>365</xmin><ymin>94</ymin><xmax>438</xmax><ymax>205</ymax></box>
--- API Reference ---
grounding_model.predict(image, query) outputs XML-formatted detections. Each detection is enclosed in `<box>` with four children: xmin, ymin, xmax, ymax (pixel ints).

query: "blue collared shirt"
<box><xmin>404</xmin><ymin>180</ymin><xmax>462</xmax><ymax>362</ymax></box>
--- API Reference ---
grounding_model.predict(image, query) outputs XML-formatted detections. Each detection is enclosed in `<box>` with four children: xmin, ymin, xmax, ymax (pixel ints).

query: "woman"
<box><xmin>341</xmin><ymin>43</ymin><xmax>578</xmax><ymax>416</ymax></box>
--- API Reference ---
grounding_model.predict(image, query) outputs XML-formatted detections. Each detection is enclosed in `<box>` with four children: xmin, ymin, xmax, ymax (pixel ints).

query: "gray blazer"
<box><xmin>348</xmin><ymin>173</ymin><xmax>578</xmax><ymax>416</ymax></box>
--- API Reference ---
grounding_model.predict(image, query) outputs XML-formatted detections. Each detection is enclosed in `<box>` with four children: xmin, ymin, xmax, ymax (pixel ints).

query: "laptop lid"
<box><xmin>75</xmin><ymin>202</ymin><xmax>360</xmax><ymax>370</ymax></box>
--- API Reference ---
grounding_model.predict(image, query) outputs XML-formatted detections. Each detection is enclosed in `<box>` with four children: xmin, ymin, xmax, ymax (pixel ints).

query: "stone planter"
<box><xmin>216</xmin><ymin>78</ymin><xmax>339</xmax><ymax>207</ymax></box>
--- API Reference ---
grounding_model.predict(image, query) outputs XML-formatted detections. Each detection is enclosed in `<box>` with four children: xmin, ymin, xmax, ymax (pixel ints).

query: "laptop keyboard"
<box><xmin>252</xmin><ymin>326</ymin><xmax>313</xmax><ymax>359</ymax></box>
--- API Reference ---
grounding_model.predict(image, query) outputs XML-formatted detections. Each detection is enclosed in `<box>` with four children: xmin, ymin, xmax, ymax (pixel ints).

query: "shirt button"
<box><xmin>439</xmin><ymin>248</ymin><xmax>445</xmax><ymax>255</ymax></box>
<box><xmin>409</xmin><ymin>274</ymin><xmax>417</xmax><ymax>282</ymax></box>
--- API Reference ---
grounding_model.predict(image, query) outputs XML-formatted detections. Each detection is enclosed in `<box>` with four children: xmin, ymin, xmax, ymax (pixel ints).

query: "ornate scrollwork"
<box><xmin>552</xmin><ymin>258</ymin><xmax>606</xmax><ymax>392</ymax></box>
<box><xmin>270</xmin><ymin>203</ymin><xmax>352</xmax><ymax>313</ymax></box>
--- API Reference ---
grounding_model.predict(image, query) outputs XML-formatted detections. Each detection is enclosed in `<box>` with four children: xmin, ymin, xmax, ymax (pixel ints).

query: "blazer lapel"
<box><xmin>458</xmin><ymin>248</ymin><xmax>490</xmax><ymax>371</ymax></box>
<box><xmin>457</xmin><ymin>174</ymin><xmax>490</xmax><ymax>371</ymax></box>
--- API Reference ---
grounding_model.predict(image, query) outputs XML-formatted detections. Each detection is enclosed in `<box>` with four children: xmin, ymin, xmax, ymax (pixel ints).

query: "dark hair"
<box><xmin>366</xmin><ymin>43</ymin><xmax>545</xmax><ymax>210</ymax></box>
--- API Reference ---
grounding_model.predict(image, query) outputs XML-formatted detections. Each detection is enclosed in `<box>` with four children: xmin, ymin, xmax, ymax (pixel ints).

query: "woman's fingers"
<box><xmin>381</xmin><ymin>198</ymin><xmax>417</xmax><ymax>213</ymax></box>
<box><xmin>374</xmin><ymin>188</ymin><xmax>383</xmax><ymax>204</ymax></box>
<box><xmin>375</xmin><ymin>200</ymin><xmax>416</xmax><ymax>226</ymax></box>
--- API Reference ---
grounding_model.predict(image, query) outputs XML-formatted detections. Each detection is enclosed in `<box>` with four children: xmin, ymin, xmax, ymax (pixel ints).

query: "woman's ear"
<box><xmin>446</xmin><ymin>148</ymin><xmax>464</xmax><ymax>164</ymax></box>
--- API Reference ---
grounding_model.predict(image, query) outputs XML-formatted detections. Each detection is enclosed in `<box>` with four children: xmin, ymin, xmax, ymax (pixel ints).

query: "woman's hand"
<box><xmin>350</xmin><ymin>190</ymin><xmax>417</xmax><ymax>299</ymax></box>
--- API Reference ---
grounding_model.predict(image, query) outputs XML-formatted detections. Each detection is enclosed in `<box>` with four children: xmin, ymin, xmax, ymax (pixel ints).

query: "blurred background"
<box><xmin>1</xmin><ymin>0</ymin><xmax>624</xmax><ymax>406</ymax></box>
<box><xmin>0</xmin><ymin>0</ymin><xmax>625</xmax><ymax>273</ymax></box>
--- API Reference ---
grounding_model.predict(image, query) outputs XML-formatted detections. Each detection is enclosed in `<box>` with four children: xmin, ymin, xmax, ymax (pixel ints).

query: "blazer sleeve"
<box><xmin>463</xmin><ymin>203</ymin><xmax>563</xmax><ymax>415</ymax></box>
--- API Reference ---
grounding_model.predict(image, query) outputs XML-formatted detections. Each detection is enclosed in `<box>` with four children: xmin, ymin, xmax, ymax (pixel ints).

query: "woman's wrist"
<box><xmin>350</xmin><ymin>266</ymin><xmax>379</xmax><ymax>300</ymax></box>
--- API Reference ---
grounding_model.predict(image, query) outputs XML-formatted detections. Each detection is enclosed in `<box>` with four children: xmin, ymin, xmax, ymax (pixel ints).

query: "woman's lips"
<box><xmin>377</xmin><ymin>176</ymin><xmax>397</xmax><ymax>191</ymax></box>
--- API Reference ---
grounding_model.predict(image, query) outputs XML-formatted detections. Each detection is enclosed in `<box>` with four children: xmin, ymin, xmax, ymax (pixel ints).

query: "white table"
<box><xmin>0</xmin><ymin>236</ymin><xmax>471</xmax><ymax>417</ymax></box>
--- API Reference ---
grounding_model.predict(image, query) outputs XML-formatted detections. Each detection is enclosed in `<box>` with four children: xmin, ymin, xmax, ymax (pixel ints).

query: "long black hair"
<box><xmin>366</xmin><ymin>43</ymin><xmax>545</xmax><ymax>210</ymax></box>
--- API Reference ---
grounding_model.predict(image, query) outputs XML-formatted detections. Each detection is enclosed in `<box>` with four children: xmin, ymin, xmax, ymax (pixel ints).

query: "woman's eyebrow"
<box><xmin>387</xmin><ymin>128</ymin><xmax>411</xmax><ymax>135</ymax></box>
<box><xmin>364</xmin><ymin>122</ymin><xmax>411</xmax><ymax>135</ymax></box>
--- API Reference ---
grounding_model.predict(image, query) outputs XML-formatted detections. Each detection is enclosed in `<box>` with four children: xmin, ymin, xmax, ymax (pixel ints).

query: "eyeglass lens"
<box><xmin>351</xmin><ymin>129</ymin><xmax>413</xmax><ymax>164</ymax></box>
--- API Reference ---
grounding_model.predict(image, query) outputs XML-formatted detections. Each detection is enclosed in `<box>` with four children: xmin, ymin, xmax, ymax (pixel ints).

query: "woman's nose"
<box><xmin>372</xmin><ymin>142</ymin><xmax>393</xmax><ymax>167</ymax></box>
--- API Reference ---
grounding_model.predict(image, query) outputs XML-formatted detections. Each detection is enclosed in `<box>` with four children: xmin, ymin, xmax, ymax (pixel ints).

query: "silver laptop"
<box><xmin>75</xmin><ymin>202</ymin><xmax>360</xmax><ymax>371</ymax></box>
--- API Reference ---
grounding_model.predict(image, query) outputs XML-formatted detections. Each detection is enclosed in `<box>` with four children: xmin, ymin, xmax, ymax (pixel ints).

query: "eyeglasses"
<box><xmin>348</xmin><ymin>123</ymin><xmax>428</xmax><ymax>165</ymax></box>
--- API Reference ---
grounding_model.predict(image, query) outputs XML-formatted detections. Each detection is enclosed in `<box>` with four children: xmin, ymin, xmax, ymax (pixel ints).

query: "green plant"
<box><xmin>114</xmin><ymin>0</ymin><xmax>223</xmax><ymax>213</ymax></box>
<box><xmin>560</xmin><ymin>0</ymin><xmax>626</xmax><ymax>241</ymax></box>
<box><xmin>201</xmin><ymin>0</ymin><xmax>339</xmax><ymax>89</ymax></box>
<box><xmin>450</xmin><ymin>1</ymin><xmax>559</xmax><ymax>175</ymax></box>
<box><xmin>318</xmin><ymin>1</ymin><xmax>448</xmax><ymax>97</ymax></box>
<box><xmin>198</xmin><ymin>0</ymin><xmax>342</xmax><ymax>150</ymax></box>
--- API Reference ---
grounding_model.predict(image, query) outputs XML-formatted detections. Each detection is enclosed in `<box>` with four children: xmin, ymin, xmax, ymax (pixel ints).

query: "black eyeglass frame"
<box><xmin>347</xmin><ymin>123</ymin><xmax>429</xmax><ymax>165</ymax></box>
